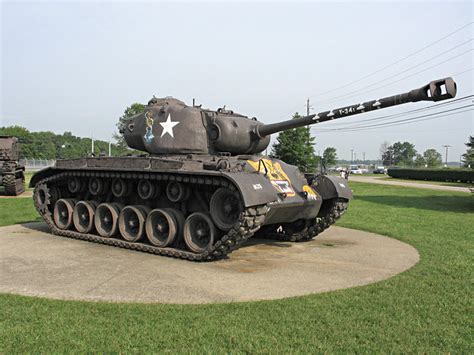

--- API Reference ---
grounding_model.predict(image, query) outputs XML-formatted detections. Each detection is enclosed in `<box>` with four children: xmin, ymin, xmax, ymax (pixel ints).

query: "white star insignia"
<box><xmin>159</xmin><ymin>114</ymin><xmax>179</xmax><ymax>138</ymax></box>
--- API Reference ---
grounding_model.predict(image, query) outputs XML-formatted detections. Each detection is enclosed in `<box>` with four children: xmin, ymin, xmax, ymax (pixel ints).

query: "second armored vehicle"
<box><xmin>0</xmin><ymin>136</ymin><xmax>25</xmax><ymax>196</ymax></box>
<box><xmin>30</xmin><ymin>78</ymin><xmax>456</xmax><ymax>260</ymax></box>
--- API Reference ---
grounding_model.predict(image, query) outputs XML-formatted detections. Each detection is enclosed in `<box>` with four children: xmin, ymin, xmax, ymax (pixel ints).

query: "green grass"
<box><xmin>24</xmin><ymin>170</ymin><xmax>34</xmax><ymax>189</ymax></box>
<box><xmin>0</xmin><ymin>198</ymin><xmax>39</xmax><ymax>226</ymax></box>
<box><xmin>1</xmin><ymin>183</ymin><xmax>473</xmax><ymax>353</ymax></box>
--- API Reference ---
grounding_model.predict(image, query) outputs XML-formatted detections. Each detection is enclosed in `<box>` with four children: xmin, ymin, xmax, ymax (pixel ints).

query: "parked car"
<box><xmin>349</xmin><ymin>165</ymin><xmax>363</xmax><ymax>174</ymax></box>
<box><xmin>373</xmin><ymin>166</ymin><xmax>387</xmax><ymax>174</ymax></box>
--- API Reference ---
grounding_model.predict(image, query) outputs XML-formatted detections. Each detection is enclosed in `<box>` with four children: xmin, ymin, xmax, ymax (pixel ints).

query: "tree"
<box><xmin>322</xmin><ymin>147</ymin><xmax>337</xmax><ymax>166</ymax></box>
<box><xmin>0</xmin><ymin>125</ymin><xmax>124</xmax><ymax>159</ymax></box>
<box><xmin>383</xmin><ymin>141</ymin><xmax>417</xmax><ymax>166</ymax></box>
<box><xmin>271</xmin><ymin>113</ymin><xmax>317</xmax><ymax>173</ymax></box>
<box><xmin>113</xmin><ymin>103</ymin><xmax>145</xmax><ymax>150</ymax></box>
<box><xmin>414</xmin><ymin>154</ymin><xmax>426</xmax><ymax>167</ymax></box>
<box><xmin>423</xmin><ymin>148</ymin><xmax>442</xmax><ymax>168</ymax></box>
<box><xmin>462</xmin><ymin>135</ymin><xmax>474</xmax><ymax>169</ymax></box>
<box><xmin>379</xmin><ymin>141</ymin><xmax>392</xmax><ymax>165</ymax></box>
<box><xmin>380</xmin><ymin>141</ymin><xmax>392</xmax><ymax>166</ymax></box>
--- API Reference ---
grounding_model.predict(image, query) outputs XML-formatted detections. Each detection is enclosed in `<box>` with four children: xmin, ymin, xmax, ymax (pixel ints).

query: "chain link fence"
<box><xmin>20</xmin><ymin>159</ymin><xmax>56</xmax><ymax>171</ymax></box>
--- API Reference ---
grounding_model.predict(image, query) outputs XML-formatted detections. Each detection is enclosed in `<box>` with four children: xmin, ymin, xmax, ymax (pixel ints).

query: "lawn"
<box><xmin>0</xmin><ymin>183</ymin><xmax>473</xmax><ymax>353</ymax></box>
<box><xmin>0</xmin><ymin>198</ymin><xmax>40</xmax><ymax>226</ymax></box>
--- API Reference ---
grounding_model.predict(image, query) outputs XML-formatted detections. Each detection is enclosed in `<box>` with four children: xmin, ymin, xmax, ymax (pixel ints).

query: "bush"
<box><xmin>387</xmin><ymin>168</ymin><xmax>474</xmax><ymax>183</ymax></box>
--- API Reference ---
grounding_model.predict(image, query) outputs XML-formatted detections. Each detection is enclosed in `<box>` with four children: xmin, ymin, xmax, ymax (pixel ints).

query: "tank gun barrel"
<box><xmin>256</xmin><ymin>77</ymin><xmax>457</xmax><ymax>138</ymax></box>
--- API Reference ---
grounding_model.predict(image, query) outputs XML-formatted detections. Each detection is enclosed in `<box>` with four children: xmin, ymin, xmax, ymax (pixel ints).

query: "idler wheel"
<box><xmin>94</xmin><ymin>203</ymin><xmax>123</xmax><ymax>237</ymax></box>
<box><xmin>138</xmin><ymin>180</ymin><xmax>157</xmax><ymax>200</ymax></box>
<box><xmin>68</xmin><ymin>177</ymin><xmax>83</xmax><ymax>194</ymax></box>
<box><xmin>166</xmin><ymin>181</ymin><xmax>187</xmax><ymax>202</ymax></box>
<box><xmin>111</xmin><ymin>178</ymin><xmax>128</xmax><ymax>197</ymax></box>
<box><xmin>88</xmin><ymin>177</ymin><xmax>106</xmax><ymax>195</ymax></box>
<box><xmin>146</xmin><ymin>208</ymin><xmax>179</xmax><ymax>247</ymax></box>
<box><xmin>73</xmin><ymin>201</ymin><xmax>98</xmax><ymax>233</ymax></box>
<box><xmin>184</xmin><ymin>212</ymin><xmax>216</xmax><ymax>253</ymax></box>
<box><xmin>53</xmin><ymin>199</ymin><xmax>77</xmax><ymax>230</ymax></box>
<box><xmin>118</xmin><ymin>205</ymin><xmax>151</xmax><ymax>242</ymax></box>
<box><xmin>210</xmin><ymin>188</ymin><xmax>243</xmax><ymax>231</ymax></box>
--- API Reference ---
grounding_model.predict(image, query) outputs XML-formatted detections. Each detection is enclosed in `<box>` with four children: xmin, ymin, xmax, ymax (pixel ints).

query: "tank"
<box><xmin>0</xmin><ymin>136</ymin><xmax>25</xmax><ymax>196</ymax></box>
<box><xmin>30</xmin><ymin>77</ymin><xmax>457</xmax><ymax>261</ymax></box>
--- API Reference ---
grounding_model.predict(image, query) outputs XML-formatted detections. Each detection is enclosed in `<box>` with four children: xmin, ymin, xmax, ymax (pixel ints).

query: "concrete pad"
<box><xmin>0</xmin><ymin>223</ymin><xmax>419</xmax><ymax>304</ymax></box>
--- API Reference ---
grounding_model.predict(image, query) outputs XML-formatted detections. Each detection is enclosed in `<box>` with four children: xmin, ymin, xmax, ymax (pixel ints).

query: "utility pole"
<box><xmin>442</xmin><ymin>145</ymin><xmax>451</xmax><ymax>167</ymax></box>
<box><xmin>305</xmin><ymin>98</ymin><xmax>313</xmax><ymax>151</ymax></box>
<box><xmin>108</xmin><ymin>140</ymin><xmax>112</xmax><ymax>157</ymax></box>
<box><xmin>91</xmin><ymin>135</ymin><xmax>94</xmax><ymax>155</ymax></box>
<box><xmin>351</xmin><ymin>149</ymin><xmax>354</xmax><ymax>165</ymax></box>
<box><xmin>363</xmin><ymin>152</ymin><xmax>366</xmax><ymax>164</ymax></box>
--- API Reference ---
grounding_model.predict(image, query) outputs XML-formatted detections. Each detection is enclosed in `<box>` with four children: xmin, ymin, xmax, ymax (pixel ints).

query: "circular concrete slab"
<box><xmin>0</xmin><ymin>223</ymin><xmax>419</xmax><ymax>304</ymax></box>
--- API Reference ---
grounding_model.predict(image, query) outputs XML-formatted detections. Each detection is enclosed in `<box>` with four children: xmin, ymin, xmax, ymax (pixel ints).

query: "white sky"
<box><xmin>1</xmin><ymin>1</ymin><xmax>473</xmax><ymax>161</ymax></box>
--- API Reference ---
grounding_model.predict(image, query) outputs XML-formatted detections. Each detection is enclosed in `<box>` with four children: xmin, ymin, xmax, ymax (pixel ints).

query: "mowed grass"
<box><xmin>0</xmin><ymin>198</ymin><xmax>39</xmax><ymax>226</ymax></box>
<box><xmin>0</xmin><ymin>183</ymin><xmax>473</xmax><ymax>352</ymax></box>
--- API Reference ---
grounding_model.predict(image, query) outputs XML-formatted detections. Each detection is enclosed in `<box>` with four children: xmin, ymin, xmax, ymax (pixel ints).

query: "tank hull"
<box><xmin>31</xmin><ymin>155</ymin><xmax>351</xmax><ymax>261</ymax></box>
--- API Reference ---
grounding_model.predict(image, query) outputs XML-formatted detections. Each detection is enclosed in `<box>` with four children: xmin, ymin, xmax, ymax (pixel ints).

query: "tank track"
<box><xmin>3</xmin><ymin>173</ymin><xmax>25</xmax><ymax>196</ymax></box>
<box><xmin>259</xmin><ymin>198</ymin><xmax>349</xmax><ymax>242</ymax></box>
<box><xmin>33</xmin><ymin>171</ymin><xmax>269</xmax><ymax>261</ymax></box>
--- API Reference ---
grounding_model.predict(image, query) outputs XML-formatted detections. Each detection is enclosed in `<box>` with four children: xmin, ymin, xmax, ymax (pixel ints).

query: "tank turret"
<box><xmin>124</xmin><ymin>77</ymin><xmax>456</xmax><ymax>155</ymax></box>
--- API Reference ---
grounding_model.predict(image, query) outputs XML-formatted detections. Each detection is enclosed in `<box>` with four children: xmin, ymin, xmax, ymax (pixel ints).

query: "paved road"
<box><xmin>349</xmin><ymin>175</ymin><xmax>471</xmax><ymax>193</ymax></box>
<box><xmin>0</xmin><ymin>222</ymin><xmax>419</xmax><ymax>304</ymax></box>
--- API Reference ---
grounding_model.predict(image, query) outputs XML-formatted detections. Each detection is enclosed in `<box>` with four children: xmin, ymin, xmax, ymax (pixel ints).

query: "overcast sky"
<box><xmin>1</xmin><ymin>1</ymin><xmax>473</xmax><ymax>161</ymax></box>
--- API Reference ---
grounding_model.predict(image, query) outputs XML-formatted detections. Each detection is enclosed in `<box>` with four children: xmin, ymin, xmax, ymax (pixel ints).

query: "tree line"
<box><xmin>380</xmin><ymin>138</ymin><xmax>473</xmax><ymax>169</ymax></box>
<box><xmin>0</xmin><ymin>126</ymin><xmax>127</xmax><ymax>159</ymax></box>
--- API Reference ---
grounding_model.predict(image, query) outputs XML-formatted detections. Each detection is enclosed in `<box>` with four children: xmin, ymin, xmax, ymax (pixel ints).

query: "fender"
<box><xmin>222</xmin><ymin>171</ymin><xmax>278</xmax><ymax>207</ymax></box>
<box><xmin>29</xmin><ymin>167</ymin><xmax>58</xmax><ymax>187</ymax></box>
<box><xmin>312</xmin><ymin>175</ymin><xmax>353</xmax><ymax>200</ymax></box>
<box><xmin>30</xmin><ymin>165</ymin><xmax>279</xmax><ymax>208</ymax></box>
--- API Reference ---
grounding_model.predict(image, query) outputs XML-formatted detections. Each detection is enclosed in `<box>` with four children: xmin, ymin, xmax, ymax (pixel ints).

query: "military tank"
<box><xmin>30</xmin><ymin>77</ymin><xmax>456</xmax><ymax>261</ymax></box>
<box><xmin>0</xmin><ymin>136</ymin><xmax>25</xmax><ymax>196</ymax></box>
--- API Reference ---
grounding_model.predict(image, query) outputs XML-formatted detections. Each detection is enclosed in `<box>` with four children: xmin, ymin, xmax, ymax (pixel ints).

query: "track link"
<box><xmin>259</xmin><ymin>198</ymin><xmax>349</xmax><ymax>242</ymax></box>
<box><xmin>33</xmin><ymin>171</ymin><xmax>268</xmax><ymax>261</ymax></box>
<box><xmin>3</xmin><ymin>173</ymin><xmax>24</xmax><ymax>196</ymax></box>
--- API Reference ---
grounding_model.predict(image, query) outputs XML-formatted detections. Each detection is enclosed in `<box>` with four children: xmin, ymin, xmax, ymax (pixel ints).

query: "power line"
<box><xmin>322</xmin><ymin>105</ymin><xmax>473</xmax><ymax>131</ymax></box>
<box><xmin>314</xmin><ymin>105</ymin><xmax>473</xmax><ymax>132</ymax></box>
<box><xmin>316</xmin><ymin>49</ymin><xmax>473</xmax><ymax>106</ymax></box>
<box><xmin>306</xmin><ymin>22</ymin><xmax>474</xmax><ymax>99</ymax></box>
<box><xmin>313</xmin><ymin>39</ymin><xmax>473</xmax><ymax>105</ymax></box>
<box><xmin>317</xmin><ymin>94</ymin><xmax>473</xmax><ymax>128</ymax></box>
<box><xmin>310</xmin><ymin>68</ymin><xmax>473</xmax><ymax>131</ymax></box>
<box><xmin>280</xmin><ymin>22</ymin><xmax>473</xmax><ymax>119</ymax></box>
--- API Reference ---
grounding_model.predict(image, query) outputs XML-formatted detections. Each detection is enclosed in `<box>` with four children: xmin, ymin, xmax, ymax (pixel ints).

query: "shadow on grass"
<box><xmin>356</xmin><ymin>195</ymin><xmax>474</xmax><ymax>213</ymax></box>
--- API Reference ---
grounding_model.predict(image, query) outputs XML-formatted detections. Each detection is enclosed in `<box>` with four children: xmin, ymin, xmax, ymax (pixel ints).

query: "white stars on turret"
<box><xmin>159</xmin><ymin>114</ymin><xmax>179</xmax><ymax>138</ymax></box>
